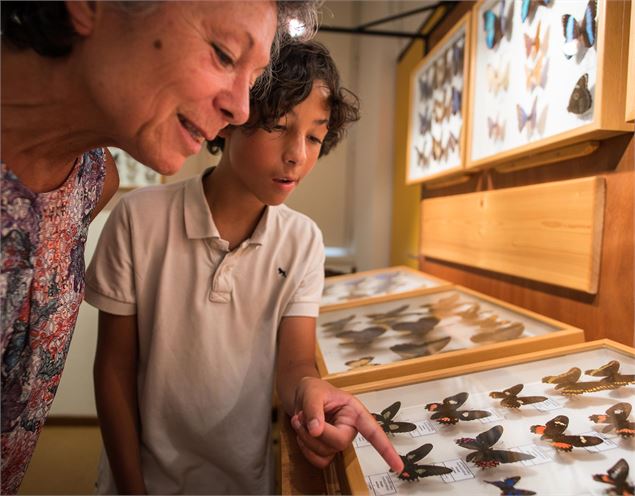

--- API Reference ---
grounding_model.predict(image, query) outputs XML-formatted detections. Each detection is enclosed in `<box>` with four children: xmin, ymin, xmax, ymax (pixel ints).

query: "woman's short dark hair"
<box><xmin>208</xmin><ymin>40</ymin><xmax>360</xmax><ymax>158</ymax></box>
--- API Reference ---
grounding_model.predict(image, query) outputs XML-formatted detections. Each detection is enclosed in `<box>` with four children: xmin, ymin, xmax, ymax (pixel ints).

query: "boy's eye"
<box><xmin>212</xmin><ymin>43</ymin><xmax>235</xmax><ymax>67</ymax></box>
<box><xmin>272</xmin><ymin>125</ymin><xmax>286</xmax><ymax>132</ymax></box>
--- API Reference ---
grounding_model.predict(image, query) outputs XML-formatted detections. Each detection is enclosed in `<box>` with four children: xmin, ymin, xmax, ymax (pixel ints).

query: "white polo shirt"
<box><xmin>85</xmin><ymin>168</ymin><xmax>325</xmax><ymax>495</ymax></box>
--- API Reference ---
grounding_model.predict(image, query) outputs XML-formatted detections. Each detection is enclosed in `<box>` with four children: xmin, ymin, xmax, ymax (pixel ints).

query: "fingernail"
<box><xmin>308</xmin><ymin>419</ymin><xmax>320</xmax><ymax>432</ymax></box>
<box><xmin>291</xmin><ymin>417</ymin><xmax>301</xmax><ymax>430</ymax></box>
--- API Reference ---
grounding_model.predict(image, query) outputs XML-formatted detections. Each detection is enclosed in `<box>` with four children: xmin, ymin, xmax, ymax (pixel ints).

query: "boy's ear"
<box><xmin>65</xmin><ymin>1</ymin><xmax>99</xmax><ymax>36</ymax></box>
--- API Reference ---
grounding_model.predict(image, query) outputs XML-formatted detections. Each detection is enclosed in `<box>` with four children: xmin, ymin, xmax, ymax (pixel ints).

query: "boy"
<box><xmin>85</xmin><ymin>41</ymin><xmax>402</xmax><ymax>494</ymax></box>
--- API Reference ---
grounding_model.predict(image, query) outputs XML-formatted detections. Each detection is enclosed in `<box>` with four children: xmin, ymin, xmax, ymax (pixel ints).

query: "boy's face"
<box><xmin>222</xmin><ymin>81</ymin><xmax>330</xmax><ymax>206</ymax></box>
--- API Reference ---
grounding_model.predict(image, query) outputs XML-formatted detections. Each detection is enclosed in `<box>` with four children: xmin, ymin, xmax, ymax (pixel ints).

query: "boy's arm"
<box><xmin>276</xmin><ymin>316</ymin><xmax>404</xmax><ymax>473</ymax></box>
<box><xmin>94</xmin><ymin>311</ymin><xmax>147</xmax><ymax>495</ymax></box>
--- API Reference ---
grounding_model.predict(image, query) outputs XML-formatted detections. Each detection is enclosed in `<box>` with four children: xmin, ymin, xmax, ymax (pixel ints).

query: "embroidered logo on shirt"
<box><xmin>277</xmin><ymin>267</ymin><xmax>288</xmax><ymax>278</ymax></box>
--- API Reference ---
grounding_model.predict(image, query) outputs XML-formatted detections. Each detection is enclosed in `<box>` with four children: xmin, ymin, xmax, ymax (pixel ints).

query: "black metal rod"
<box><xmin>356</xmin><ymin>3</ymin><xmax>439</xmax><ymax>30</ymax></box>
<box><xmin>319</xmin><ymin>26</ymin><xmax>426</xmax><ymax>40</ymax></box>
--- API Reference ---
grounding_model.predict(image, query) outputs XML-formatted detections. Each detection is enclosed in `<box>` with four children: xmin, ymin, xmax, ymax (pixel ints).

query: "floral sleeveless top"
<box><xmin>1</xmin><ymin>149</ymin><xmax>106</xmax><ymax>494</ymax></box>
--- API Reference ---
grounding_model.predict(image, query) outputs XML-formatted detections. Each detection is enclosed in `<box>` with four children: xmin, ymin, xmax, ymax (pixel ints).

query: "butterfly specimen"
<box><xmin>434</xmin><ymin>57</ymin><xmax>448</xmax><ymax>89</ymax></box>
<box><xmin>593</xmin><ymin>459</ymin><xmax>635</xmax><ymax>496</ymax></box>
<box><xmin>422</xmin><ymin>293</ymin><xmax>463</xmax><ymax>318</ymax></box>
<box><xmin>517</xmin><ymin>97</ymin><xmax>537</xmax><ymax>135</ymax></box>
<box><xmin>366</xmin><ymin>304</ymin><xmax>418</xmax><ymax>325</ymax></box>
<box><xmin>471</xmin><ymin>322</ymin><xmax>525</xmax><ymax>344</ymax></box>
<box><xmin>321</xmin><ymin>315</ymin><xmax>356</xmax><ymax>333</ymax></box>
<box><xmin>521</xmin><ymin>0</ymin><xmax>551</xmax><ymax>23</ymax></box>
<box><xmin>542</xmin><ymin>366</ymin><xmax>582</xmax><ymax>389</ymax></box>
<box><xmin>489</xmin><ymin>384</ymin><xmax>547</xmax><ymax>409</ymax></box>
<box><xmin>568</xmin><ymin>73</ymin><xmax>592</xmax><ymax>115</ymax></box>
<box><xmin>589</xmin><ymin>402</ymin><xmax>635</xmax><ymax>438</ymax></box>
<box><xmin>345</xmin><ymin>356</ymin><xmax>377</xmax><ymax>369</ymax></box>
<box><xmin>419</xmin><ymin>111</ymin><xmax>432</xmax><ymax>136</ymax></box>
<box><xmin>446</xmin><ymin>132</ymin><xmax>459</xmax><ymax>155</ymax></box>
<box><xmin>562</xmin><ymin>0</ymin><xmax>597</xmax><ymax>59</ymax></box>
<box><xmin>432</xmin><ymin>137</ymin><xmax>447</xmax><ymax>162</ymax></box>
<box><xmin>525</xmin><ymin>55</ymin><xmax>549</xmax><ymax>91</ymax></box>
<box><xmin>391</xmin><ymin>316</ymin><xmax>440</xmax><ymax>335</ymax></box>
<box><xmin>451</xmin><ymin>41</ymin><xmax>465</xmax><ymax>77</ymax></box>
<box><xmin>487</xmin><ymin>62</ymin><xmax>510</xmax><ymax>95</ymax></box>
<box><xmin>530</xmin><ymin>415</ymin><xmax>604</xmax><ymax>451</ymax></box>
<box><xmin>371</xmin><ymin>401</ymin><xmax>417</xmax><ymax>434</ymax></box>
<box><xmin>390</xmin><ymin>336</ymin><xmax>451</xmax><ymax>360</ymax></box>
<box><xmin>586</xmin><ymin>360</ymin><xmax>635</xmax><ymax>387</ymax></box>
<box><xmin>451</xmin><ymin>86</ymin><xmax>462</xmax><ymax>115</ymax></box>
<box><xmin>483</xmin><ymin>0</ymin><xmax>507</xmax><ymax>50</ymax></box>
<box><xmin>418</xmin><ymin>75</ymin><xmax>433</xmax><ymax>101</ymax></box>
<box><xmin>433</xmin><ymin>96</ymin><xmax>452</xmax><ymax>123</ymax></box>
<box><xmin>457</xmin><ymin>303</ymin><xmax>480</xmax><ymax>322</ymax></box>
<box><xmin>523</xmin><ymin>21</ymin><xmax>544</xmax><ymax>60</ymax></box>
<box><xmin>455</xmin><ymin>425</ymin><xmax>535</xmax><ymax>469</ymax></box>
<box><xmin>396</xmin><ymin>443</ymin><xmax>453</xmax><ymax>481</ymax></box>
<box><xmin>425</xmin><ymin>392</ymin><xmax>491</xmax><ymax>425</ymax></box>
<box><xmin>487</xmin><ymin>116</ymin><xmax>506</xmax><ymax>142</ymax></box>
<box><xmin>336</xmin><ymin>326</ymin><xmax>386</xmax><ymax>345</ymax></box>
<box><xmin>485</xmin><ymin>476</ymin><xmax>536</xmax><ymax>495</ymax></box>
<box><xmin>415</xmin><ymin>145</ymin><xmax>430</xmax><ymax>168</ymax></box>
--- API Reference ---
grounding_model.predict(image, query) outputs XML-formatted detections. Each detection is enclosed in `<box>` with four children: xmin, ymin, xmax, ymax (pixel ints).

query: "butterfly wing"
<box><xmin>586</xmin><ymin>360</ymin><xmax>620</xmax><ymax>377</ymax></box>
<box><xmin>451</xmin><ymin>86</ymin><xmax>462</xmax><ymax>115</ymax></box>
<box><xmin>542</xmin><ymin>367</ymin><xmax>582</xmax><ymax>388</ymax></box>
<box><xmin>476</xmin><ymin>425</ymin><xmax>504</xmax><ymax>447</ymax></box>
<box><xmin>582</xmin><ymin>0</ymin><xmax>597</xmax><ymax>48</ymax></box>
<box><xmin>404</xmin><ymin>443</ymin><xmax>433</xmax><ymax>463</ymax></box>
<box><xmin>567</xmin><ymin>73</ymin><xmax>592</xmax><ymax>114</ymax></box>
<box><xmin>345</xmin><ymin>356</ymin><xmax>374</xmax><ymax>369</ymax></box>
<box><xmin>489</xmin><ymin>449</ymin><xmax>536</xmax><ymax>464</ymax></box>
<box><xmin>548</xmin><ymin>433</ymin><xmax>604</xmax><ymax>451</ymax></box>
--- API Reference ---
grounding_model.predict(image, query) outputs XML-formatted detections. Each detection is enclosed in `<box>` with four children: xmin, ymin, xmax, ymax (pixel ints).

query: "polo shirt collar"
<box><xmin>184</xmin><ymin>167</ymin><xmax>275</xmax><ymax>245</ymax></box>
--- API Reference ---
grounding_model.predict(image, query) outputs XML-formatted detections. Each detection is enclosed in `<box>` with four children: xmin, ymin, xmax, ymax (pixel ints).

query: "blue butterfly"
<box><xmin>520</xmin><ymin>0</ymin><xmax>551</xmax><ymax>24</ymax></box>
<box><xmin>483</xmin><ymin>0</ymin><xmax>506</xmax><ymax>49</ymax></box>
<box><xmin>451</xmin><ymin>86</ymin><xmax>462</xmax><ymax>115</ymax></box>
<box><xmin>562</xmin><ymin>0</ymin><xmax>597</xmax><ymax>59</ymax></box>
<box><xmin>485</xmin><ymin>476</ymin><xmax>536</xmax><ymax>495</ymax></box>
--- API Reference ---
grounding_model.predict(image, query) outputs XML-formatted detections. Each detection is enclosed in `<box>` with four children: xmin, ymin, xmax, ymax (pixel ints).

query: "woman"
<box><xmin>0</xmin><ymin>2</ymin><xmax>318</xmax><ymax>493</ymax></box>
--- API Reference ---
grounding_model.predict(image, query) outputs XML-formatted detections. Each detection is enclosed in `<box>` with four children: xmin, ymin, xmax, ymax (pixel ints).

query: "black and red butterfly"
<box><xmin>489</xmin><ymin>384</ymin><xmax>547</xmax><ymax>409</ymax></box>
<box><xmin>394</xmin><ymin>443</ymin><xmax>453</xmax><ymax>482</ymax></box>
<box><xmin>455</xmin><ymin>425</ymin><xmax>535</xmax><ymax>469</ymax></box>
<box><xmin>371</xmin><ymin>401</ymin><xmax>417</xmax><ymax>435</ymax></box>
<box><xmin>593</xmin><ymin>458</ymin><xmax>634</xmax><ymax>496</ymax></box>
<box><xmin>425</xmin><ymin>392</ymin><xmax>491</xmax><ymax>425</ymax></box>
<box><xmin>485</xmin><ymin>475</ymin><xmax>536</xmax><ymax>495</ymax></box>
<box><xmin>530</xmin><ymin>415</ymin><xmax>603</xmax><ymax>451</ymax></box>
<box><xmin>589</xmin><ymin>402</ymin><xmax>635</xmax><ymax>438</ymax></box>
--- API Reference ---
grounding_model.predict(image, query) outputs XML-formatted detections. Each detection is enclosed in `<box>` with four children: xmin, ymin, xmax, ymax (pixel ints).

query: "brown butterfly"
<box><xmin>586</xmin><ymin>360</ymin><xmax>635</xmax><ymax>387</ymax></box>
<box><xmin>457</xmin><ymin>303</ymin><xmax>481</xmax><ymax>322</ymax></box>
<box><xmin>433</xmin><ymin>97</ymin><xmax>452</xmax><ymax>123</ymax></box>
<box><xmin>471</xmin><ymin>322</ymin><xmax>525</xmax><ymax>343</ymax></box>
<box><xmin>542</xmin><ymin>367</ymin><xmax>582</xmax><ymax>389</ymax></box>
<box><xmin>487</xmin><ymin>116</ymin><xmax>506</xmax><ymax>142</ymax></box>
<box><xmin>446</xmin><ymin>132</ymin><xmax>459</xmax><ymax>155</ymax></box>
<box><xmin>336</xmin><ymin>326</ymin><xmax>386</xmax><ymax>345</ymax></box>
<box><xmin>345</xmin><ymin>356</ymin><xmax>377</xmax><ymax>369</ymax></box>
<box><xmin>432</xmin><ymin>137</ymin><xmax>447</xmax><ymax>162</ymax></box>
<box><xmin>390</xmin><ymin>336</ymin><xmax>451</xmax><ymax>360</ymax></box>
<box><xmin>321</xmin><ymin>314</ymin><xmax>356</xmax><ymax>333</ymax></box>
<box><xmin>415</xmin><ymin>145</ymin><xmax>430</xmax><ymax>168</ymax></box>
<box><xmin>567</xmin><ymin>73</ymin><xmax>592</xmax><ymax>114</ymax></box>
<box><xmin>422</xmin><ymin>293</ymin><xmax>463</xmax><ymax>318</ymax></box>
<box><xmin>490</xmin><ymin>384</ymin><xmax>547</xmax><ymax>409</ymax></box>
<box><xmin>391</xmin><ymin>316</ymin><xmax>440</xmax><ymax>335</ymax></box>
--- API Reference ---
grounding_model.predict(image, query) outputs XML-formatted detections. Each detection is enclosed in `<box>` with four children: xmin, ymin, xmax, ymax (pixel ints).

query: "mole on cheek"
<box><xmin>153</xmin><ymin>39</ymin><xmax>163</xmax><ymax>50</ymax></box>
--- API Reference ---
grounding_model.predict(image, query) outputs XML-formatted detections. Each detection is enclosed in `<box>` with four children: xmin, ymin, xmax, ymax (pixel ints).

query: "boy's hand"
<box><xmin>290</xmin><ymin>377</ymin><xmax>404</xmax><ymax>473</ymax></box>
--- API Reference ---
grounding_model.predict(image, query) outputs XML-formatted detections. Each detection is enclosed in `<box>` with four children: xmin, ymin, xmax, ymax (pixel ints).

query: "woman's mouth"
<box><xmin>178</xmin><ymin>114</ymin><xmax>206</xmax><ymax>144</ymax></box>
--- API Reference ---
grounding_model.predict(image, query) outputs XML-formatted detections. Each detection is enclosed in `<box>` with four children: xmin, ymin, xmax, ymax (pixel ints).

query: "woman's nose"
<box><xmin>215</xmin><ymin>76</ymin><xmax>250</xmax><ymax>126</ymax></box>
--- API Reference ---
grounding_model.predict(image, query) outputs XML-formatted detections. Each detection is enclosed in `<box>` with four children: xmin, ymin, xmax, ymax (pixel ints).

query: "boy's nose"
<box><xmin>283</xmin><ymin>136</ymin><xmax>306</xmax><ymax>166</ymax></box>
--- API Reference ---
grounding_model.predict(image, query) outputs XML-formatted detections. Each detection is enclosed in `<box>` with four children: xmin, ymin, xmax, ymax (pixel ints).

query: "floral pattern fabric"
<box><xmin>1</xmin><ymin>149</ymin><xmax>106</xmax><ymax>494</ymax></box>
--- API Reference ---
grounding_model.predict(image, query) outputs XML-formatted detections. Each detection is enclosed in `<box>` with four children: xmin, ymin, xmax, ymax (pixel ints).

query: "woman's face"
<box><xmin>80</xmin><ymin>1</ymin><xmax>276</xmax><ymax>175</ymax></box>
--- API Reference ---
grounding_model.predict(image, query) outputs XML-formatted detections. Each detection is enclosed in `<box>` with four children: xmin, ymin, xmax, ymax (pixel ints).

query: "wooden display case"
<box><xmin>336</xmin><ymin>339</ymin><xmax>635</xmax><ymax>495</ymax></box>
<box><xmin>405</xmin><ymin>12</ymin><xmax>471</xmax><ymax>184</ymax></box>
<box><xmin>316</xmin><ymin>286</ymin><xmax>583</xmax><ymax>388</ymax></box>
<box><xmin>466</xmin><ymin>0</ymin><xmax>632</xmax><ymax>171</ymax></box>
<box><xmin>626</xmin><ymin>0</ymin><xmax>635</xmax><ymax>122</ymax></box>
<box><xmin>321</xmin><ymin>266</ymin><xmax>451</xmax><ymax>312</ymax></box>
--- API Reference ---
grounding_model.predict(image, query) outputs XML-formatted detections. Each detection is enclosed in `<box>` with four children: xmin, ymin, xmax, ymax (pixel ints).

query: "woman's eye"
<box><xmin>212</xmin><ymin>44</ymin><xmax>235</xmax><ymax>67</ymax></box>
<box><xmin>309</xmin><ymin>135</ymin><xmax>323</xmax><ymax>145</ymax></box>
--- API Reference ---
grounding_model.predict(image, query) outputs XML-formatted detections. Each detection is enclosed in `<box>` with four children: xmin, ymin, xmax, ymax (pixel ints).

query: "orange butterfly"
<box><xmin>433</xmin><ymin>97</ymin><xmax>452</xmax><ymax>123</ymax></box>
<box><xmin>486</xmin><ymin>62</ymin><xmax>510</xmax><ymax>95</ymax></box>
<box><xmin>487</xmin><ymin>116</ymin><xmax>506</xmax><ymax>142</ymax></box>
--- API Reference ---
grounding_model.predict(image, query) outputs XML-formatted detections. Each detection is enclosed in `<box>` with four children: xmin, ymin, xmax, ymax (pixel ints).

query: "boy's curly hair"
<box><xmin>208</xmin><ymin>40</ymin><xmax>360</xmax><ymax>158</ymax></box>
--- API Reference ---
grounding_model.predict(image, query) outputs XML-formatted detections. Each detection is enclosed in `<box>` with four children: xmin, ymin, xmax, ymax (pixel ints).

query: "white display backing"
<box><xmin>353</xmin><ymin>347</ymin><xmax>634</xmax><ymax>495</ymax></box>
<box><xmin>322</xmin><ymin>270</ymin><xmax>444</xmax><ymax>306</ymax></box>
<box><xmin>317</xmin><ymin>289</ymin><xmax>561</xmax><ymax>374</ymax></box>
<box><xmin>471</xmin><ymin>0</ymin><xmax>598</xmax><ymax>162</ymax></box>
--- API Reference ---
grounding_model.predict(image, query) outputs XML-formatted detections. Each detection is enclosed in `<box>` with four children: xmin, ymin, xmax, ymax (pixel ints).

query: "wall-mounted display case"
<box><xmin>108</xmin><ymin>147</ymin><xmax>162</xmax><ymax>190</ymax></box>
<box><xmin>316</xmin><ymin>286</ymin><xmax>583</xmax><ymax>387</ymax></box>
<box><xmin>405</xmin><ymin>13</ymin><xmax>471</xmax><ymax>184</ymax></box>
<box><xmin>336</xmin><ymin>339</ymin><xmax>635</xmax><ymax>495</ymax></box>
<box><xmin>321</xmin><ymin>266</ymin><xmax>451</xmax><ymax>312</ymax></box>
<box><xmin>466</xmin><ymin>0</ymin><xmax>632</xmax><ymax>170</ymax></box>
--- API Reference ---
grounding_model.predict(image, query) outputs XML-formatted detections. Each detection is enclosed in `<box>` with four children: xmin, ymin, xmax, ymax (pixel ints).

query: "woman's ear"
<box><xmin>65</xmin><ymin>1</ymin><xmax>99</xmax><ymax>36</ymax></box>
